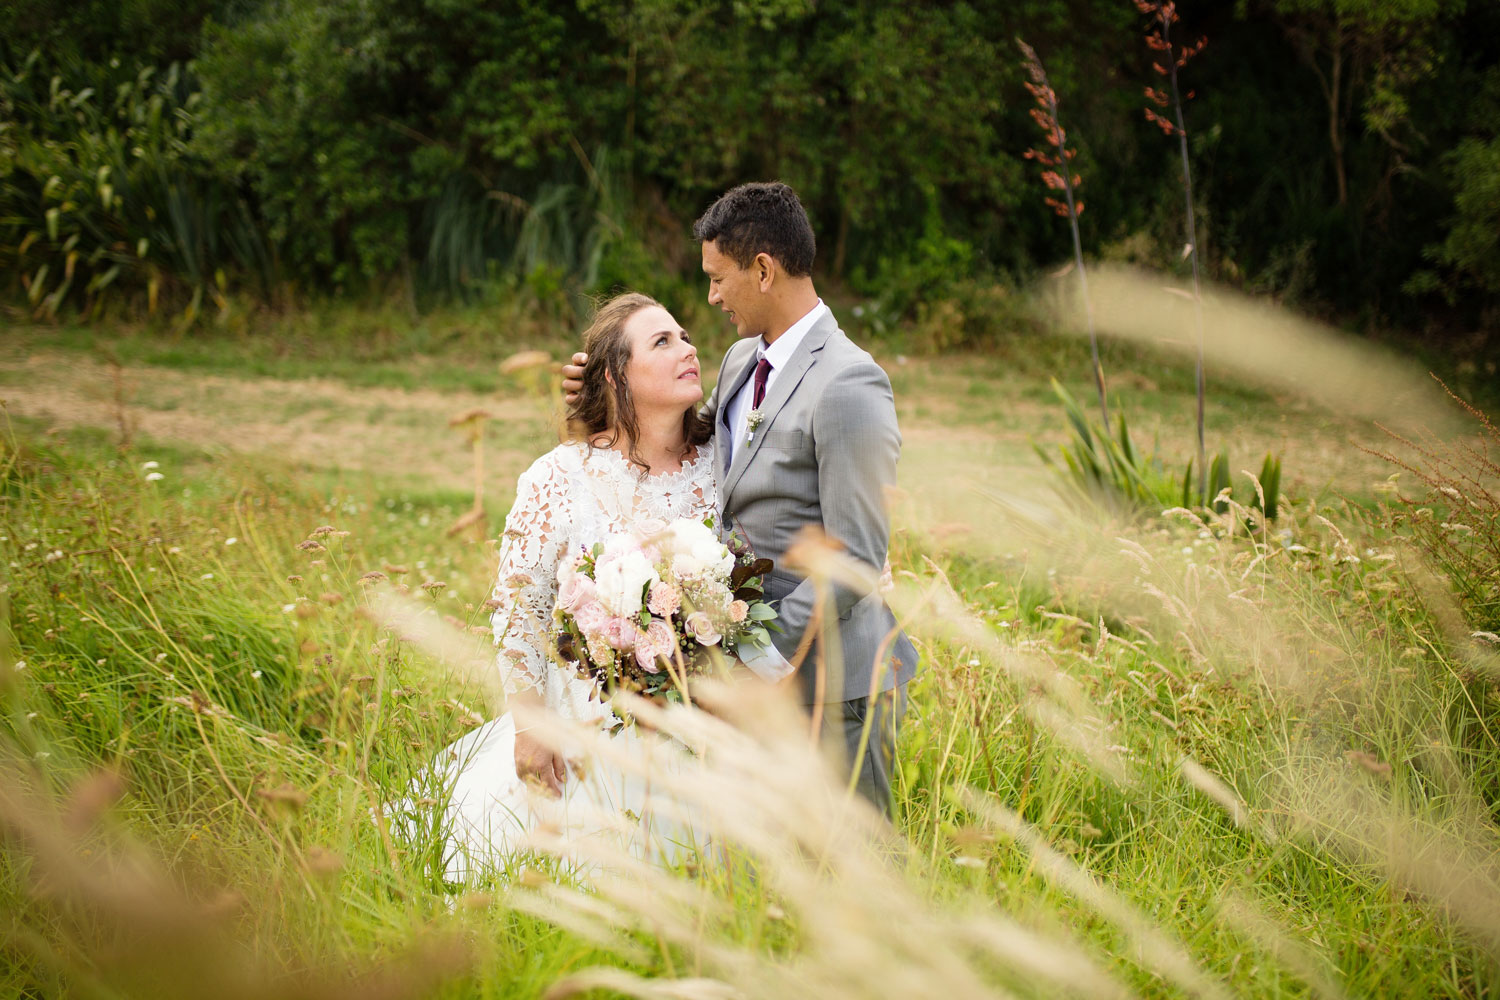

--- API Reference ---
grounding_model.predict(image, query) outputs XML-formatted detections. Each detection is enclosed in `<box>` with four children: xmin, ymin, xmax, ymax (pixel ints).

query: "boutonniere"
<box><xmin>745</xmin><ymin>409</ymin><xmax>765</xmax><ymax>443</ymax></box>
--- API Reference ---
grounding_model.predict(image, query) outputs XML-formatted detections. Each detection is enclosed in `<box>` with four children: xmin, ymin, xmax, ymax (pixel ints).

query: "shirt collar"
<box><xmin>758</xmin><ymin>299</ymin><xmax>827</xmax><ymax>369</ymax></box>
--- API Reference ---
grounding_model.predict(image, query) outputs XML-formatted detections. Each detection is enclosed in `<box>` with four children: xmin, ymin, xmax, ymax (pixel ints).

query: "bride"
<box><xmin>416</xmin><ymin>292</ymin><xmax>750</xmax><ymax>881</ymax></box>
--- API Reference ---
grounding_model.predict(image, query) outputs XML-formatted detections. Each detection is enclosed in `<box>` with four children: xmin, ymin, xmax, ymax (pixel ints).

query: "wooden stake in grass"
<box><xmin>1017</xmin><ymin>38</ymin><xmax>1111</xmax><ymax>437</ymax></box>
<box><xmin>1137</xmin><ymin>0</ymin><xmax>1209</xmax><ymax>503</ymax></box>
<box><xmin>447</xmin><ymin>408</ymin><xmax>493</xmax><ymax>541</ymax></box>
<box><xmin>98</xmin><ymin>347</ymin><xmax>135</xmax><ymax>452</ymax></box>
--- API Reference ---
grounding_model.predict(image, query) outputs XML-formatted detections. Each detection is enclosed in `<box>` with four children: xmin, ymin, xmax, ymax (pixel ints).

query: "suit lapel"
<box><xmin>721</xmin><ymin>313</ymin><xmax>836</xmax><ymax>506</ymax></box>
<box><xmin>714</xmin><ymin>341</ymin><xmax>759</xmax><ymax>486</ymax></box>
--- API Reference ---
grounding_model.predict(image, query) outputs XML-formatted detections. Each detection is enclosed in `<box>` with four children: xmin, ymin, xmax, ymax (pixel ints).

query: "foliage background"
<box><xmin>1</xmin><ymin>0</ymin><xmax>1497</xmax><ymax>357</ymax></box>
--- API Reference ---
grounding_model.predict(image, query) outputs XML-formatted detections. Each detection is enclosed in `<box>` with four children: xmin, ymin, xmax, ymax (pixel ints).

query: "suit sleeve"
<box><xmin>769</xmin><ymin>359</ymin><xmax>900</xmax><ymax>660</ymax></box>
<box><xmin>701</xmin><ymin>347</ymin><xmax>733</xmax><ymax>425</ymax></box>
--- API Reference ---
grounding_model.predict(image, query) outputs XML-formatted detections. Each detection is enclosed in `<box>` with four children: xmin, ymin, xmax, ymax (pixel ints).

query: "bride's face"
<box><xmin>621</xmin><ymin>305</ymin><xmax>702</xmax><ymax>411</ymax></box>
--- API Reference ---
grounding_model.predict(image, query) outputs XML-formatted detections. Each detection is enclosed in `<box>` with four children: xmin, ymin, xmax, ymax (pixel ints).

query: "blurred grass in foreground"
<box><xmin>2</xmin><ymin>364</ymin><xmax>1499</xmax><ymax>997</ymax></box>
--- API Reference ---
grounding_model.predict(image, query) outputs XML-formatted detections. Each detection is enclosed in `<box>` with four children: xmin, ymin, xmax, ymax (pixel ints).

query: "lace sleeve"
<box><xmin>489</xmin><ymin>452</ymin><xmax>571</xmax><ymax>698</ymax></box>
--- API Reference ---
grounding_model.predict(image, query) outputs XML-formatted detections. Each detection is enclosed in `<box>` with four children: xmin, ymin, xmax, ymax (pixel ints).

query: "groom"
<box><xmin>567</xmin><ymin>182</ymin><xmax>918</xmax><ymax>813</ymax></box>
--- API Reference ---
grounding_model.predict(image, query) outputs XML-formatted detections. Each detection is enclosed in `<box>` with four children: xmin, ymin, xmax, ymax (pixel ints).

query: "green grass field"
<box><xmin>2</xmin><ymin>305</ymin><xmax>1498</xmax><ymax>998</ymax></box>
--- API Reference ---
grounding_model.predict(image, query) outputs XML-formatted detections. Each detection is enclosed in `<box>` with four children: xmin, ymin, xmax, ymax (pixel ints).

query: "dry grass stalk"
<box><xmin>377</xmin><ymin>593</ymin><xmax>1140</xmax><ymax>998</ymax></box>
<box><xmin>970</xmin><ymin>478</ymin><xmax>1500</xmax><ymax>963</ymax></box>
<box><xmin>0</xmin><ymin>754</ymin><xmax>468</xmax><ymax>999</ymax></box>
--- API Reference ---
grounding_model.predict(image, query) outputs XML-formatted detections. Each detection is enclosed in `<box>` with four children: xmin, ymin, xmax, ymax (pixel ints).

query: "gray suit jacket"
<box><xmin>703</xmin><ymin>311</ymin><xmax>919</xmax><ymax>705</ymax></box>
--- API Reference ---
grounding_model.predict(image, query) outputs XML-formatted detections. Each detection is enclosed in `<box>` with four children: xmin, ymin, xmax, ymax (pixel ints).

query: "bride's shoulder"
<box><xmin>517</xmin><ymin>441</ymin><xmax>588</xmax><ymax>486</ymax></box>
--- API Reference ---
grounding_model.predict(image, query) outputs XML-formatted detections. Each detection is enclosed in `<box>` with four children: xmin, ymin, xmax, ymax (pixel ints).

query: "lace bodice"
<box><xmin>489</xmin><ymin>440</ymin><xmax>718</xmax><ymax>719</ymax></box>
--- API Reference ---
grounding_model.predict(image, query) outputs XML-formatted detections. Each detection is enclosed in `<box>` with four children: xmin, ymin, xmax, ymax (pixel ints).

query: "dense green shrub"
<box><xmin>2</xmin><ymin>0</ymin><xmax>1499</xmax><ymax>346</ymax></box>
<box><xmin>0</xmin><ymin>51</ymin><xmax>270</xmax><ymax>319</ymax></box>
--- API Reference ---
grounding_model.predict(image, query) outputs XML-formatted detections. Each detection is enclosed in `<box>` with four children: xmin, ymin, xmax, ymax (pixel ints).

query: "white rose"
<box><xmin>658</xmin><ymin>519</ymin><xmax>712</xmax><ymax>556</ymax></box>
<box><xmin>695</xmin><ymin>535</ymin><xmax>734</xmax><ymax>578</ymax></box>
<box><xmin>594</xmin><ymin>550</ymin><xmax>659</xmax><ymax>618</ymax></box>
<box><xmin>669</xmin><ymin>532</ymin><xmax>732</xmax><ymax>581</ymax></box>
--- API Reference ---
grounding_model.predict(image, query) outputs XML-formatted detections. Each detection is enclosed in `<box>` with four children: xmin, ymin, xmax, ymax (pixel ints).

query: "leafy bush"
<box><xmin>0</xmin><ymin>50</ymin><xmax>270</xmax><ymax>320</ymax></box>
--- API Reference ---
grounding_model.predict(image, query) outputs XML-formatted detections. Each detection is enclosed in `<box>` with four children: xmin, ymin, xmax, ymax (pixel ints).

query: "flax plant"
<box><xmin>1137</xmin><ymin>0</ymin><xmax>1210</xmax><ymax>501</ymax></box>
<box><xmin>1017</xmin><ymin>38</ymin><xmax>1110</xmax><ymax>436</ymax></box>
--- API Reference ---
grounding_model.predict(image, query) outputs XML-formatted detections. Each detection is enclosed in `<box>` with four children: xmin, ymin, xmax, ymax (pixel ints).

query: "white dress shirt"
<box><xmin>724</xmin><ymin>299</ymin><xmax>829</xmax><ymax>466</ymax></box>
<box><xmin>722</xmin><ymin>299</ymin><xmax>829</xmax><ymax>683</ymax></box>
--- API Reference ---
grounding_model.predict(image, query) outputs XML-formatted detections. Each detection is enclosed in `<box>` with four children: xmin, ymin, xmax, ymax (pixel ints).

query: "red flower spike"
<box><xmin>1018</xmin><ymin>36</ymin><xmax>1086</xmax><ymax>227</ymax></box>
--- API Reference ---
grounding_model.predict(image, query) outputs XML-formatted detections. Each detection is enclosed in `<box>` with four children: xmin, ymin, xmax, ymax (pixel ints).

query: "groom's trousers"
<box><xmin>828</xmin><ymin>682</ymin><xmax>908</xmax><ymax>818</ymax></box>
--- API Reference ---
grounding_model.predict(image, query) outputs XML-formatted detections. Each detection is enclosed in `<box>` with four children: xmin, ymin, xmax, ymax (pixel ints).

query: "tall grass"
<box><xmin>2</xmin><ymin>381</ymin><xmax>1499</xmax><ymax>998</ymax></box>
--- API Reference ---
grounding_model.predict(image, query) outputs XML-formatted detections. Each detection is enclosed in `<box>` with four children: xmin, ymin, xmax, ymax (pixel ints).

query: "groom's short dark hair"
<box><xmin>693</xmin><ymin>182</ymin><xmax>815</xmax><ymax>277</ymax></box>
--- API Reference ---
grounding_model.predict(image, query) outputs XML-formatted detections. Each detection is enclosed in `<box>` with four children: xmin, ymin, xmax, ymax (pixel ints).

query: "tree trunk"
<box><xmin>1328</xmin><ymin>39</ymin><xmax>1348</xmax><ymax>207</ymax></box>
<box><xmin>833</xmin><ymin>204</ymin><xmax>849</xmax><ymax>279</ymax></box>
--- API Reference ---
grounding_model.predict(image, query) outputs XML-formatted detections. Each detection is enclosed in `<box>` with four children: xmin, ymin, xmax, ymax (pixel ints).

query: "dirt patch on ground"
<box><xmin>2</xmin><ymin>351</ymin><xmax>556</xmax><ymax>492</ymax></box>
<box><xmin>2</xmin><ymin>347</ymin><xmax>1403</xmax><ymax>504</ymax></box>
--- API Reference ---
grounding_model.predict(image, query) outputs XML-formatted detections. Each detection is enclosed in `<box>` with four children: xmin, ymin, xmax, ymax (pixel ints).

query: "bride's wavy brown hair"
<box><xmin>566</xmin><ymin>292</ymin><xmax>713</xmax><ymax>473</ymax></box>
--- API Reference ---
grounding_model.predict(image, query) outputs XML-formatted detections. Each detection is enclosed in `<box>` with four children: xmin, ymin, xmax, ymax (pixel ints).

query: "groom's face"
<box><xmin>701</xmin><ymin>240</ymin><xmax>764</xmax><ymax>340</ymax></box>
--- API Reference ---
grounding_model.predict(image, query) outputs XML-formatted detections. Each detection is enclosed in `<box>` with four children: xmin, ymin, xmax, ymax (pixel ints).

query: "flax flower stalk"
<box><xmin>1018</xmin><ymin>37</ymin><xmax>1110</xmax><ymax>436</ymax></box>
<box><xmin>1138</xmin><ymin>0</ymin><xmax>1209</xmax><ymax>501</ymax></box>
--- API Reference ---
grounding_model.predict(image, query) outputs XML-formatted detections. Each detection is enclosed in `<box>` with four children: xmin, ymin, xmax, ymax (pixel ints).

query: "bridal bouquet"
<box><xmin>554</xmin><ymin>517</ymin><xmax>778</xmax><ymax>701</ymax></box>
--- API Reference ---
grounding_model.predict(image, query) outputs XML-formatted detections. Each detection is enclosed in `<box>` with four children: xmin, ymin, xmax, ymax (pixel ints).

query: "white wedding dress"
<box><xmin>413</xmin><ymin>440</ymin><xmax>719</xmax><ymax>882</ymax></box>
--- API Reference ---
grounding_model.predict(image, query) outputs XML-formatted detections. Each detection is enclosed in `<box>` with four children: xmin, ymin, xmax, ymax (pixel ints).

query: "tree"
<box><xmin>1250</xmin><ymin>0</ymin><xmax>1462</xmax><ymax>208</ymax></box>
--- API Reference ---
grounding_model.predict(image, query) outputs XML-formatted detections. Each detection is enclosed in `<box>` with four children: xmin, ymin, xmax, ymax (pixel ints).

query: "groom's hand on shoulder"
<box><xmin>561</xmin><ymin>352</ymin><xmax>588</xmax><ymax>404</ymax></box>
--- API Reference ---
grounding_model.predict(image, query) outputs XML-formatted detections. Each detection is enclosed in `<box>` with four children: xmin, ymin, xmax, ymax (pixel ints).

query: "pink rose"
<box><xmin>633</xmin><ymin>631</ymin><xmax>661</xmax><ymax>672</ymax></box>
<box><xmin>729</xmin><ymin>600</ymin><xmax>749</xmax><ymax>623</ymax></box>
<box><xmin>572</xmin><ymin>600</ymin><xmax>609</xmax><ymax>636</ymax></box>
<box><xmin>646</xmin><ymin>619</ymin><xmax>676</xmax><ymax>664</ymax></box>
<box><xmin>601</xmin><ymin>616</ymin><xmax>637</xmax><ymax>652</ymax></box>
<box><xmin>647</xmin><ymin>581</ymin><xmax>682</xmax><ymax>618</ymax></box>
<box><xmin>684</xmin><ymin>611</ymin><xmax>721</xmax><ymax>647</ymax></box>
<box><xmin>557</xmin><ymin>571</ymin><xmax>597</xmax><ymax>613</ymax></box>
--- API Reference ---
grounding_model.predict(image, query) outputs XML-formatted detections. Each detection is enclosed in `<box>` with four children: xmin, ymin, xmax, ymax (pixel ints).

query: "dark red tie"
<box><xmin>751</xmin><ymin>356</ymin><xmax>772</xmax><ymax>409</ymax></box>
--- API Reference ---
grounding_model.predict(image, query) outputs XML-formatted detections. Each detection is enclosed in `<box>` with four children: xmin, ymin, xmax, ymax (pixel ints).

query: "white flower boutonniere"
<box><xmin>745</xmin><ymin>409</ymin><xmax>765</xmax><ymax>443</ymax></box>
